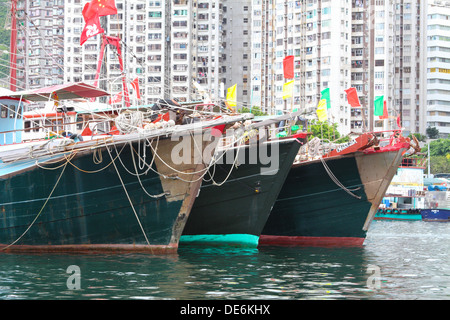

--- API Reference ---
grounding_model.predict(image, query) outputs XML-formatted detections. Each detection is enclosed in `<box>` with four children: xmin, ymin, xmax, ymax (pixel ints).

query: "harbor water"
<box><xmin>0</xmin><ymin>220</ymin><xmax>449</xmax><ymax>302</ymax></box>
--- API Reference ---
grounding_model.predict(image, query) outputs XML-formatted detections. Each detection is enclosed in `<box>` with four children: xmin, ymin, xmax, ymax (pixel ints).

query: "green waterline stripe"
<box><xmin>180</xmin><ymin>234</ymin><xmax>259</xmax><ymax>247</ymax></box>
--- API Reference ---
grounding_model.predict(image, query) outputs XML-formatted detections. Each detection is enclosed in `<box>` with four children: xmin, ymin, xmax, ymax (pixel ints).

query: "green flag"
<box><xmin>374</xmin><ymin>95</ymin><xmax>384</xmax><ymax>116</ymax></box>
<box><xmin>321</xmin><ymin>88</ymin><xmax>331</xmax><ymax>109</ymax></box>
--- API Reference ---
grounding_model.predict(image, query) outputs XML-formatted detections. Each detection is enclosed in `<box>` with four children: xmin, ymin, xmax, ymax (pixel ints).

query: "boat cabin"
<box><xmin>0</xmin><ymin>92</ymin><xmax>25</xmax><ymax>146</ymax></box>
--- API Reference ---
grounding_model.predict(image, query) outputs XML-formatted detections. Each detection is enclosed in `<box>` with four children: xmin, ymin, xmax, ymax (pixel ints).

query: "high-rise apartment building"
<box><xmin>247</xmin><ymin>0</ymin><xmax>427</xmax><ymax>136</ymax></box>
<box><xmin>350</xmin><ymin>0</ymin><xmax>395</xmax><ymax>133</ymax></box>
<box><xmin>392</xmin><ymin>0</ymin><xmax>427</xmax><ymax>136</ymax></box>
<box><xmin>426</xmin><ymin>0</ymin><xmax>450</xmax><ymax>138</ymax></box>
<box><xmin>11</xmin><ymin>0</ymin><xmax>429</xmax><ymax>137</ymax></box>
<box><xmin>64</xmin><ymin>0</ymin><xmax>224</xmax><ymax>105</ymax></box>
<box><xmin>220</xmin><ymin>0</ymin><xmax>252</xmax><ymax>108</ymax></box>
<box><xmin>250</xmin><ymin>0</ymin><xmax>352</xmax><ymax>131</ymax></box>
<box><xmin>15</xmin><ymin>0</ymin><xmax>65</xmax><ymax>91</ymax></box>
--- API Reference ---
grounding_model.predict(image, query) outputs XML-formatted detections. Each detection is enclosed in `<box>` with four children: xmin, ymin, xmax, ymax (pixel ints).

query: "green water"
<box><xmin>0</xmin><ymin>221</ymin><xmax>449</xmax><ymax>301</ymax></box>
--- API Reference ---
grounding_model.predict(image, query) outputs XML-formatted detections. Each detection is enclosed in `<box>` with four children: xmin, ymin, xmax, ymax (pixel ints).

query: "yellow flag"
<box><xmin>282</xmin><ymin>80</ymin><xmax>294</xmax><ymax>100</ymax></box>
<box><xmin>316</xmin><ymin>99</ymin><xmax>328</xmax><ymax>121</ymax></box>
<box><xmin>226</xmin><ymin>84</ymin><xmax>237</xmax><ymax>109</ymax></box>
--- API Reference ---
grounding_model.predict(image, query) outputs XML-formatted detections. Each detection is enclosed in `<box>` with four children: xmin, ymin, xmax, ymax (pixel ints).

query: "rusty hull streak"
<box><xmin>152</xmin><ymin>134</ymin><xmax>219</xmax><ymax>245</ymax></box>
<box><xmin>0</xmin><ymin>243</ymin><xmax>178</xmax><ymax>254</ymax></box>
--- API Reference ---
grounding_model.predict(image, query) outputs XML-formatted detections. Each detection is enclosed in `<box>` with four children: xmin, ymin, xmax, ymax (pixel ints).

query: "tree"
<box><xmin>408</xmin><ymin>132</ymin><xmax>426</xmax><ymax>142</ymax></box>
<box><xmin>426</xmin><ymin>127</ymin><xmax>440</xmax><ymax>139</ymax></box>
<box><xmin>307</xmin><ymin>120</ymin><xmax>350</xmax><ymax>143</ymax></box>
<box><xmin>421</xmin><ymin>138</ymin><xmax>450</xmax><ymax>174</ymax></box>
<box><xmin>238</xmin><ymin>106</ymin><xmax>268</xmax><ymax>116</ymax></box>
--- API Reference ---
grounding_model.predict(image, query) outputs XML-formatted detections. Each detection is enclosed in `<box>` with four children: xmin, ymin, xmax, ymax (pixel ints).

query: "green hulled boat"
<box><xmin>181</xmin><ymin>113</ymin><xmax>308</xmax><ymax>248</ymax></box>
<box><xmin>0</xmin><ymin>86</ymin><xmax>250</xmax><ymax>253</ymax></box>
<box><xmin>260</xmin><ymin>131</ymin><xmax>412</xmax><ymax>247</ymax></box>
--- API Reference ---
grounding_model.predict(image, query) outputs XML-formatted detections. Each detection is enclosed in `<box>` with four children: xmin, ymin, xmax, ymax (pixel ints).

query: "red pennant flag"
<box><xmin>80</xmin><ymin>10</ymin><xmax>104</xmax><ymax>45</ymax></box>
<box><xmin>283</xmin><ymin>56</ymin><xmax>294</xmax><ymax>79</ymax></box>
<box><xmin>131</xmin><ymin>78</ymin><xmax>141</xmax><ymax>100</ymax></box>
<box><xmin>344</xmin><ymin>87</ymin><xmax>361</xmax><ymax>108</ymax></box>
<box><xmin>379</xmin><ymin>101</ymin><xmax>389</xmax><ymax>119</ymax></box>
<box><xmin>397</xmin><ymin>115</ymin><xmax>401</xmax><ymax>128</ymax></box>
<box><xmin>81</xmin><ymin>125</ymin><xmax>93</xmax><ymax>137</ymax></box>
<box><xmin>83</xmin><ymin>0</ymin><xmax>118</xmax><ymax>20</ymax></box>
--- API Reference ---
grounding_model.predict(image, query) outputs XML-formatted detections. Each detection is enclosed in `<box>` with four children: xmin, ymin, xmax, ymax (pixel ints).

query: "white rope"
<box><xmin>320</xmin><ymin>156</ymin><xmax>362</xmax><ymax>199</ymax></box>
<box><xmin>105</xmin><ymin>144</ymin><xmax>152</xmax><ymax>248</ymax></box>
<box><xmin>129</xmin><ymin>141</ymin><xmax>167</xmax><ymax>199</ymax></box>
<box><xmin>1</xmin><ymin>159</ymin><xmax>70</xmax><ymax>251</ymax></box>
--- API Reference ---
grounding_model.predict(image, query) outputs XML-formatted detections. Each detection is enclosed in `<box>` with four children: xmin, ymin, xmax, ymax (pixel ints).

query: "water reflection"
<box><xmin>0</xmin><ymin>221</ymin><xmax>449</xmax><ymax>300</ymax></box>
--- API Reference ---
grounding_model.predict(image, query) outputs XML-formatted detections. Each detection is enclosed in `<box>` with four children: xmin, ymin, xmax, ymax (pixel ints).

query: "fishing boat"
<box><xmin>375</xmin><ymin>157</ymin><xmax>427</xmax><ymax>221</ymax></box>
<box><xmin>259</xmin><ymin>130</ymin><xmax>414</xmax><ymax>247</ymax></box>
<box><xmin>0</xmin><ymin>85</ymin><xmax>251</xmax><ymax>254</ymax></box>
<box><xmin>180</xmin><ymin>113</ymin><xmax>308</xmax><ymax>247</ymax></box>
<box><xmin>421</xmin><ymin>190</ymin><xmax>450</xmax><ymax>222</ymax></box>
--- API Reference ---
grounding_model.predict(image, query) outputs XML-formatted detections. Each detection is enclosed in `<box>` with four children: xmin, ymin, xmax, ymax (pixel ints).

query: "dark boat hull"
<box><xmin>260</xmin><ymin>147</ymin><xmax>406</xmax><ymax>247</ymax></box>
<box><xmin>0</xmin><ymin>138</ymin><xmax>206</xmax><ymax>254</ymax></box>
<box><xmin>180</xmin><ymin>135</ymin><xmax>305</xmax><ymax>247</ymax></box>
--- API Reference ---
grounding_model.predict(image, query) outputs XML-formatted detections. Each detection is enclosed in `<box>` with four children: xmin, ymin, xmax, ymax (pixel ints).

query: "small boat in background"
<box><xmin>421</xmin><ymin>190</ymin><xmax>450</xmax><ymax>222</ymax></box>
<box><xmin>375</xmin><ymin>156</ymin><xmax>427</xmax><ymax>221</ymax></box>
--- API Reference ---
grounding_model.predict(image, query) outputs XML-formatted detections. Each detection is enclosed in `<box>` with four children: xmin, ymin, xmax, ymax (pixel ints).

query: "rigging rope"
<box><xmin>105</xmin><ymin>144</ymin><xmax>153</xmax><ymax>251</ymax></box>
<box><xmin>1</xmin><ymin>157</ymin><xmax>70</xmax><ymax>251</ymax></box>
<box><xmin>320</xmin><ymin>156</ymin><xmax>362</xmax><ymax>200</ymax></box>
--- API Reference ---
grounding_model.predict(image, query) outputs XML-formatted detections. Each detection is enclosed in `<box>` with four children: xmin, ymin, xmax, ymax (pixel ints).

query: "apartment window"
<box><xmin>173</xmin><ymin>75</ymin><xmax>187</xmax><ymax>82</ymax></box>
<box><xmin>149</xmin><ymin>11</ymin><xmax>162</xmax><ymax>18</ymax></box>
<box><xmin>148</xmin><ymin>65</ymin><xmax>162</xmax><ymax>72</ymax></box>
<box><xmin>173</xmin><ymin>21</ymin><xmax>188</xmax><ymax>27</ymax></box>
<box><xmin>174</xmin><ymin>10</ymin><xmax>188</xmax><ymax>16</ymax></box>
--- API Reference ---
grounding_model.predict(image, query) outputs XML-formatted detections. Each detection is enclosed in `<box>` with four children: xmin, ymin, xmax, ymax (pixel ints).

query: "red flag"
<box><xmin>283</xmin><ymin>56</ymin><xmax>294</xmax><ymax>79</ymax></box>
<box><xmin>379</xmin><ymin>101</ymin><xmax>388</xmax><ymax>119</ymax></box>
<box><xmin>109</xmin><ymin>91</ymin><xmax>123</xmax><ymax>104</ymax></box>
<box><xmin>80</xmin><ymin>10</ymin><xmax>104</xmax><ymax>45</ymax></box>
<box><xmin>81</xmin><ymin>126</ymin><xmax>93</xmax><ymax>137</ymax></box>
<box><xmin>80</xmin><ymin>1</ymin><xmax>117</xmax><ymax>45</ymax></box>
<box><xmin>344</xmin><ymin>87</ymin><xmax>361</xmax><ymax>108</ymax></box>
<box><xmin>397</xmin><ymin>115</ymin><xmax>401</xmax><ymax>128</ymax></box>
<box><xmin>131</xmin><ymin>78</ymin><xmax>141</xmax><ymax>100</ymax></box>
<box><xmin>152</xmin><ymin>112</ymin><xmax>170</xmax><ymax>124</ymax></box>
<box><xmin>83</xmin><ymin>0</ymin><xmax>118</xmax><ymax>20</ymax></box>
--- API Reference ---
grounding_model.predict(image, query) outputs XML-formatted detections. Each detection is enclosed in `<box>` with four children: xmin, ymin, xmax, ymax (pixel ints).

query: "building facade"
<box><xmin>15</xmin><ymin>0</ymin><xmax>65</xmax><ymax>91</ymax></box>
<box><xmin>392</xmin><ymin>0</ymin><xmax>428</xmax><ymax>136</ymax></box>
<box><xmin>11</xmin><ymin>0</ymin><xmax>430</xmax><ymax>137</ymax></box>
<box><xmin>426</xmin><ymin>0</ymin><xmax>450</xmax><ymax>138</ymax></box>
<box><xmin>64</xmin><ymin>0</ymin><xmax>224</xmax><ymax>105</ymax></box>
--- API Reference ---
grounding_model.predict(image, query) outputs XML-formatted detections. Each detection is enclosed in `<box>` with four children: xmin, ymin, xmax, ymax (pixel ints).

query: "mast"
<box><xmin>93</xmin><ymin>35</ymin><xmax>131</xmax><ymax>107</ymax></box>
<box><xmin>9</xmin><ymin>0</ymin><xmax>17</xmax><ymax>92</ymax></box>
